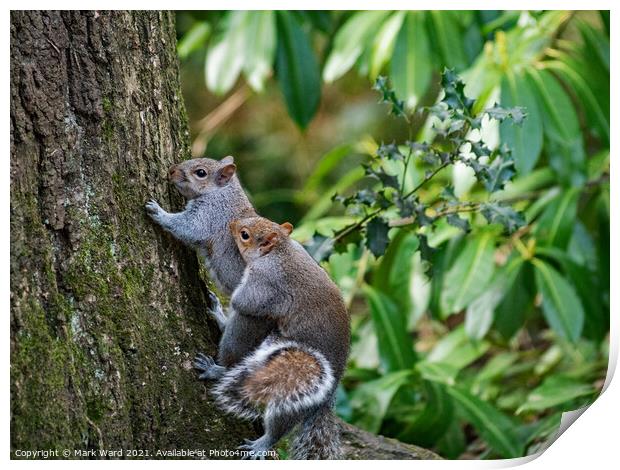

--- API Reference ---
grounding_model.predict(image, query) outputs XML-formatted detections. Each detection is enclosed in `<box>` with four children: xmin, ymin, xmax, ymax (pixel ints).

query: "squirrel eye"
<box><xmin>194</xmin><ymin>169</ymin><xmax>207</xmax><ymax>178</ymax></box>
<box><xmin>240</xmin><ymin>230</ymin><xmax>250</xmax><ymax>241</ymax></box>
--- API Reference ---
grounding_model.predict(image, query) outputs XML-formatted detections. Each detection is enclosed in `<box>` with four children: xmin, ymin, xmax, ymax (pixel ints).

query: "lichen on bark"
<box><xmin>10</xmin><ymin>10</ymin><xmax>252</xmax><ymax>456</ymax></box>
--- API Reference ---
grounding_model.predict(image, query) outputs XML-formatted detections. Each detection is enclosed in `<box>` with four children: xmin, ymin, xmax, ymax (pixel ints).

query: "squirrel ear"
<box><xmin>221</xmin><ymin>155</ymin><xmax>235</xmax><ymax>164</ymax></box>
<box><xmin>259</xmin><ymin>232</ymin><xmax>278</xmax><ymax>255</ymax></box>
<box><xmin>280</xmin><ymin>222</ymin><xmax>293</xmax><ymax>235</ymax></box>
<box><xmin>216</xmin><ymin>163</ymin><xmax>236</xmax><ymax>186</ymax></box>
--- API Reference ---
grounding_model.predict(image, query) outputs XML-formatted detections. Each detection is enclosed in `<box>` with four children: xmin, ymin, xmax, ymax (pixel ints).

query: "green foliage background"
<box><xmin>176</xmin><ymin>10</ymin><xmax>609</xmax><ymax>459</ymax></box>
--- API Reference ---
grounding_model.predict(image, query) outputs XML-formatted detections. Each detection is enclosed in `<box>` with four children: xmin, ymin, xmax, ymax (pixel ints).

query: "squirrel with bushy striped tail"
<box><xmin>194</xmin><ymin>217</ymin><xmax>350</xmax><ymax>459</ymax></box>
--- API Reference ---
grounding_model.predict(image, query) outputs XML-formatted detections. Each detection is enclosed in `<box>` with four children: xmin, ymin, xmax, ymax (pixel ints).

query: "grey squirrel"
<box><xmin>145</xmin><ymin>156</ymin><xmax>275</xmax><ymax>366</ymax></box>
<box><xmin>194</xmin><ymin>216</ymin><xmax>350</xmax><ymax>459</ymax></box>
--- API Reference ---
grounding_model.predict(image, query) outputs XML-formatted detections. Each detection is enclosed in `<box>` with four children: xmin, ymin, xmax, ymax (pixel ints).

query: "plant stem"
<box><xmin>402</xmin><ymin>161</ymin><xmax>450</xmax><ymax>200</ymax></box>
<box><xmin>400</xmin><ymin>127</ymin><xmax>414</xmax><ymax>194</ymax></box>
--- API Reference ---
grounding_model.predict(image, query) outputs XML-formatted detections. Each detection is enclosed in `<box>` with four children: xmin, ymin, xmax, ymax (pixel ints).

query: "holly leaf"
<box><xmin>395</xmin><ymin>194</ymin><xmax>416</xmax><ymax>217</ymax></box>
<box><xmin>480</xmin><ymin>203</ymin><xmax>525</xmax><ymax>234</ymax></box>
<box><xmin>440</xmin><ymin>68</ymin><xmax>475</xmax><ymax>114</ymax></box>
<box><xmin>446</xmin><ymin>213</ymin><xmax>471</xmax><ymax>232</ymax></box>
<box><xmin>365</xmin><ymin>165</ymin><xmax>400</xmax><ymax>189</ymax></box>
<box><xmin>377</xmin><ymin>143</ymin><xmax>405</xmax><ymax>161</ymax></box>
<box><xmin>304</xmin><ymin>233</ymin><xmax>334</xmax><ymax>262</ymax></box>
<box><xmin>334</xmin><ymin>229</ymin><xmax>363</xmax><ymax>254</ymax></box>
<box><xmin>485</xmin><ymin>104</ymin><xmax>527</xmax><ymax>125</ymax></box>
<box><xmin>373</xmin><ymin>76</ymin><xmax>406</xmax><ymax>118</ymax></box>
<box><xmin>365</xmin><ymin>217</ymin><xmax>391</xmax><ymax>257</ymax></box>
<box><xmin>418</xmin><ymin>234</ymin><xmax>435</xmax><ymax>271</ymax></box>
<box><xmin>482</xmin><ymin>153</ymin><xmax>516</xmax><ymax>192</ymax></box>
<box><xmin>354</xmin><ymin>189</ymin><xmax>377</xmax><ymax>206</ymax></box>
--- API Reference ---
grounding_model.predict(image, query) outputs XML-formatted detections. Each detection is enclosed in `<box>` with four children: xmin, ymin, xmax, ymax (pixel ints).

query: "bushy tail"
<box><xmin>211</xmin><ymin>336</ymin><xmax>335</xmax><ymax>421</ymax></box>
<box><xmin>291</xmin><ymin>406</ymin><xmax>342</xmax><ymax>460</ymax></box>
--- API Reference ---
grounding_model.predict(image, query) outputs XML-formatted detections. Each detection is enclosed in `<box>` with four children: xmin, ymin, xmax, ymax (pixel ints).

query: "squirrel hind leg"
<box><xmin>239</xmin><ymin>406</ymin><xmax>305</xmax><ymax>459</ymax></box>
<box><xmin>193</xmin><ymin>353</ymin><xmax>225</xmax><ymax>380</ymax></box>
<box><xmin>206</xmin><ymin>291</ymin><xmax>227</xmax><ymax>331</ymax></box>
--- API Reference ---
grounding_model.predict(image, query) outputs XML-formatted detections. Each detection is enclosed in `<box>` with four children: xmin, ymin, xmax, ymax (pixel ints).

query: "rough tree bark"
<box><xmin>10</xmin><ymin>10</ymin><xmax>439</xmax><ymax>460</ymax></box>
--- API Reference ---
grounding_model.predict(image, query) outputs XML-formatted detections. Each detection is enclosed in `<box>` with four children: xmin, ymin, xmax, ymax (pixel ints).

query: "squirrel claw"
<box><xmin>193</xmin><ymin>353</ymin><xmax>224</xmax><ymax>380</ymax></box>
<box><xmin>193</xmin><ymin>353</ymin><xmax>215</xmax><ymax>369</ymax></box>
<box><xmin>145</xmin><ymin>199</ymin><xmax>161</xmax><ymax>215</ymax></box>
<box><xmin>239</xmin><ymin>438</ymin><xmax>270</xmax><ymax>460</ymax></box>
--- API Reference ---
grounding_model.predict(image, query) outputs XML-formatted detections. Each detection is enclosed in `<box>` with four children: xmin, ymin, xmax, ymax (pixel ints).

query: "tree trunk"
<box><xmin>10</xmin><ymin>10</ymin><xmax>438</xmax><ymax>460</ymax></box>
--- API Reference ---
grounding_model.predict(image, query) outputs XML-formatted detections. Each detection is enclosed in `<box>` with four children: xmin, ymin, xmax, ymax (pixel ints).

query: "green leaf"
<box><xmin>426</xmin><ymin>326</ymin><xmax>490</xmax><ymax>371</ymax></box>
<box><xmin>484</xmin><ymin>104</ymin><xmax>526</xmax><ymax>124</ymax></box>
<box><xmin>302</xmin><ymin>144</ymin><xmax>355</xmax><ymax>195</ymax></box>
<box><xmin>397</xmin><ymin>381</ymin><xmax>454</xmax><ymax>446</ymax></box>
<box><xmin>535</xmin><ymin>187</ymin><xmax>579</xmax><ymax>249</ymax></box>
<box><xmin>301</xmin><ymin>166</ymin><xmax>365</xmax><ymax>222</ymax></box>
<box><xmin>499</xmin><ymin>72</ymin><xmax>542</xmax><ymax>175</ymax></box>
<box><xmin>442</xmin><ymin>230</ymin><xmax>496</xmax><ymax>314</ymax></box>
<box><xmin>349</xmin><ymin>370</ymin><xmax>413</xmax><ymax>433</ymax></box>
<box><xmin>532</xmin><ymin>259</ymin><xmax>585</xmax><ymax>342</ymax></box>
<box><xmin>303</xmin><ymin>233</ymin><xmax>334</xmax><ymax>262</ymax></box>
<box><xmin>373</xmin><ymin>76</ymin><xmax>406</xmax><ymax>118</ymax></box>
<box><xmin>373</xmin><ymin>231</ymin><xmax>419</xmax><ymax>319</ymax></box>
<box><xmin>544</xmin><ymin>59</ymin><xmax>609</xmax><ymax>146</ymax></box>
<box><xmin>465</xmin><ymin>259</ymin><xmax>521</xmax><ymax>340</ymax></box>
<box><xmin>517</xmin><ymin>376</ymin><xmax>596</xmax><ymax>414</ymax></box>
<box><xmin>436</xmin><ymin>419</ymin><xmax>466</xmax><ymax>459</ymax></box>
<box><xmin>242</xmin><ymin>11</ymin><xmax>276</xmax><ymax>92</ymax></box>
<box><xmin>448</xmin><ymin>387</ymin><xmax>524</xmax><ymax>458</ymax></box>
<box><xmin>365</xmin><ymin>217</ymin><xmax>391</xmax><ymax>258</ymax></box>
<box><xmin>428</xmin><ymin>238</ymin><xmax>463</xmax><ymax>318</ymax></box>
<box><xmin>275</xmin><ymin>11</ymin><xmax>321</xmax><ymax>128</ymax></box>
<box><xmin>205</xmin><ymin>11</ymin><xmax>249</xmax><ymax>95</ymax></box>
<box><xmin>521</xmin><ymin>412</ymin><xmax>562</xmax><ymax>448</ymax></box>
<box><xmin>527</xmin><ymin>68</ymin><xmax>586</xmax><ymax>187</ymax></box>
<box><xmin>480</xmin><ymin>202</ymin><xmax>525</xmax><ymax>234</ymax></box>
<box><xmin>390</xmin><ymin>12</ymin><xmax>432</xmax><ymax>109</ymax></box>
<box><xmin>363</xmin><ymin>286</ymin><xmax>416</xmax><ymax>372</ymax></box>
<box><xmin>493</xmin><ymin>264</ymin><xmax>533</xmax><ymax>339</ymax></box>
<box><xmin>369</xmin><ymin>11</ymin><xmax>405</xmax><ymax>79</ymax></box>
<box><xmin>536</xmin><ymin>245</ymin><xmax>607</xmax><ymax>342</ymax></box>
<box><xmin>474</xmin><ymin>352</ymin><xmax>519</xmax><ymax>385</ymax></box>
<box><xmin>416</xmin><ymin>361</ymin><xmax>458</xmax><ymax>386</ymax></box>
<box><xmin>428</xmin><ymin>11</ymin><xmax>467</xmax><ymax>70</ymax></box>
<box><xmin>445</xmin><ymin>213</ymin><xmax>470</xmax><ymax>233</ymax></box>
<box><xmin>177</xmin><ymin>22</ymin><xmax>211</xmax><ymax>59</ymax></box>
<box><xmin>576</xmin><ymin>19</ymin><xmax>609</xmax><ymax>72</ymax></box>
<box><xmin>323</xmin><ymin>11</ymin><xmax>392</xmax><ymax>82</ymax></box>
<box><xmin>408</xmin><ymin>251</ymin><xmax>431</xmax><ymax>329</ymax></box>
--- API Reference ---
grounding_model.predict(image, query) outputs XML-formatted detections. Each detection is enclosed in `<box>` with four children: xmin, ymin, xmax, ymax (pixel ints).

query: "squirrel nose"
<box><xmin>168</xmin><ymin>165</ymin><xmax>179</xmax><ymax>180</ymax></box>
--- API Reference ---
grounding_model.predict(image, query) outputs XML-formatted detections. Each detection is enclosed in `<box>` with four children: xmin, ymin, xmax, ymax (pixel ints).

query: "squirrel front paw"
<box><xmin>145</xmin><ymin>199</ymin><xmax>163</xmax><ymax>216</ymax></box>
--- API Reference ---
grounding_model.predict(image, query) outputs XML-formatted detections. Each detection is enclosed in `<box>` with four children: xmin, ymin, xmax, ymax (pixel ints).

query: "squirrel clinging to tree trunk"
<box><xmin>194</xmin><ymin>217</ymin><xmax>350</xmax><ymax>459</ymax></box>
<box><xmin>145</xmin><ymin>156</ymin><xmax>276</xmax><ymax>366</ymax></box>
<box><xmin>146</xmin><ymin>158</ymin><xmax>350</xmax><ymax>459</ymax></box>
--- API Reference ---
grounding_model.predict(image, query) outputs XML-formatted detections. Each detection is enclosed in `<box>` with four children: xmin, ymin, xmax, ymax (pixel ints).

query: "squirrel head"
<box><xmin>168</xmin><ymin>156</ymin><xmax>237</xmax><ymax>199</ymax></box>
<box><xmin>230</xmin><ymin>217</ymin><xmax>293</xmax><ymax>262</ymax></box>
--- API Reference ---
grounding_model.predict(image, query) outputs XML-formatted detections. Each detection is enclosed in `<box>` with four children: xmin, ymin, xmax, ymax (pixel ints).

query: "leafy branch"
<box><xmin>306</xmin><ymin>69</ymin><xmax>526</xmax><ymax>262</ymax></box>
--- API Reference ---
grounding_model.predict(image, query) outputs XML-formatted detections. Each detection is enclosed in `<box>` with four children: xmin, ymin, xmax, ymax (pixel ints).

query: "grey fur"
<box><xmin>199</xmin><ymin>335</ymin><xmax>341</xmax><ymax>459</ymax></box>
<box><xmin>231</xmin><ymin>221</ymin><xmax>350</xmax><ymax>376</ymax></box>
<box><xmin>226</xmin><ymin>218</ymin><xmax>351</xmax><ymax>459</ymax></box>
<box><xmin>145</xmin><ymin>157</ymin><xmax>275</xmax><ymax>366</ymax></box>
<box><xmin>290</xmin><ymin>406</ymin><xmax>342</xmax><ymax>459</ymax></box>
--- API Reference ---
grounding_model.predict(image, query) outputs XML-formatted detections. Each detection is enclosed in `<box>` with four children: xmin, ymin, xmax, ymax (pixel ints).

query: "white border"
<box><xmin>3</xmin><ymin>3</ymin><xmax>617</xmax><ymax>468</ymax></box>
